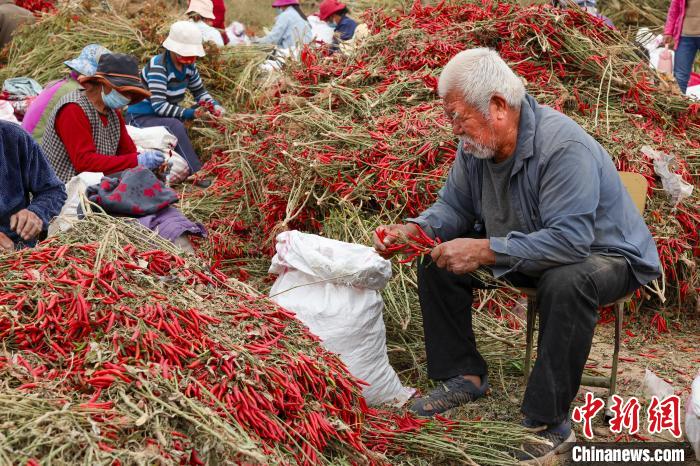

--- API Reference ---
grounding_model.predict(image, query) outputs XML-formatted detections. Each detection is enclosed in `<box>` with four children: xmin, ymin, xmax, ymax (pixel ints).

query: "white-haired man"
<box><xmin>374</xmin><ymin>48</ymin><xmax>660</xmax><ymax>461</ymax></box>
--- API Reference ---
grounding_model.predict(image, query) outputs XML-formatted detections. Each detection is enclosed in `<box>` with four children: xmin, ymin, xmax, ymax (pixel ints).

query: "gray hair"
<box><xmin>438</xmin><ymin>48</ymin><xmax>526</xmax><ymax>116</ymax></box>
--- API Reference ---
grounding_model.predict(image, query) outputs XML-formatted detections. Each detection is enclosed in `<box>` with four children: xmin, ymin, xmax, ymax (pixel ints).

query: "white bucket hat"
<box><xmin>163</xmin><ymin>21</ymin><xmax>206</xmax><ymax>57</ymax></box>
<box><xmin>186</xmin><ymin>0</ymin><xmax>215</xmax><ymax>20</ymax></box>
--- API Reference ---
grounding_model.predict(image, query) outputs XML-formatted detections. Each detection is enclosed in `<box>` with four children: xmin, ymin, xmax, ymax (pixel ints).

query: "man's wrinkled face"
<box><xmin>443</xmin><ymin>92</ymin><xmax>497</xmax><ymax>160</ymax></box>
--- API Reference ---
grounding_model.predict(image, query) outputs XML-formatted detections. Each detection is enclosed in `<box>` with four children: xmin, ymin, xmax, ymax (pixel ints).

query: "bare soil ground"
<box><xmin>448</xmin><ymin>310</ymin><xmax>699</xmax><ymax>464</ymax></box>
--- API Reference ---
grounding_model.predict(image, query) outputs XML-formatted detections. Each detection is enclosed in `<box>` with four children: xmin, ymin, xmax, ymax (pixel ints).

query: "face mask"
<box><xmin>177</xmin><ymin>55</ymin><xmax>197</xmax><ymax>65</ymax></box>
<box><xmin>101</xmin><ymin>88</ymin><xmax>130</xmax><ymax>109</ymax></box>
<box><xmin>275</xmin><ymin>7</ymin><xmax>283</xmax><ymax>16</ymax></box>
<box><xmin>327</xmin><ymin>20</ymin><xmax>336</xmax><ymax>29</ymax></box>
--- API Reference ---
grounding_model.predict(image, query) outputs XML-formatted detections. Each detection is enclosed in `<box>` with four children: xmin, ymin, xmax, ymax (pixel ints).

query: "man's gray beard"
<box><xmin>460</xmin><ymin>136</ymin><xmax>496</xmax><ymax>160</ymax></box>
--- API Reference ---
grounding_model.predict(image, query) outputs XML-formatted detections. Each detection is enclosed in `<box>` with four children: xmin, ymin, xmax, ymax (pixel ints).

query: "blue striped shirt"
<box><xmin>127</xmin><ymin>52</ymin><xmax>217</xmax><ymax>120</ymax></box>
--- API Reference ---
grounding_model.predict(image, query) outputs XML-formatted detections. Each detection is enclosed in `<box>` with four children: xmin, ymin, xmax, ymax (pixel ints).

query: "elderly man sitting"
<box><xmin>0</xmin><ymin>120</ymin><xmax>66</xmax><ymax>251</ymax></box>
<box><xmin>374</xmin><ymin>48</ymin><xmax>660</xmax><ymax>461</ymax></box>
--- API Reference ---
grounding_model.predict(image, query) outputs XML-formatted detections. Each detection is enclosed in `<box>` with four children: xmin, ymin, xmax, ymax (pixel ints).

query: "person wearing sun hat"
<box><xmin>127</xmin><ymin>21</ymin><xmax>222</xmax><ymax>185</ymax></box>
<box><xmin>22</xmin><ymin>44</ymin><xmax>111</xmax><ymax>145</ymax></box>
<box><xmin>318</xmin><ymin>0</ymin><xmax>357</xmax><ymax>50</ymax></box>
<box><xmin>186</xmin><ymin>0</ymin><xmax>224</xmax><ymax>46</ymax></box>
<box><xmin>41</xmin><ymin>53</ymin><xmax>163</xmax><ymax>184</ymax></box>
<box><xmin>253</xmin><ymin>0</ymin><xmax>312</xmax><ymax>50</ymax></box>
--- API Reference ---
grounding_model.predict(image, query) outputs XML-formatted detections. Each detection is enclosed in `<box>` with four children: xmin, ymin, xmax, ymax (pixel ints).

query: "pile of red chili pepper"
<box><xmin>0</xmin><ymin>218</ymin><xmax>536</xmax><ymax>464</ymax></box>
<box><xmin>0</xmin><ymin>237</ymin><xmax>362</xmax><ymax>464</ymax></box>
<box><xmin>15</xmin><ymin>0</ymin><xmax>55</xmax><ymax>14</ymax></box>
<box><xmin>188</xmin><ymin>1</ymin><xmax>699</xmax><ymax>321</ymax></box>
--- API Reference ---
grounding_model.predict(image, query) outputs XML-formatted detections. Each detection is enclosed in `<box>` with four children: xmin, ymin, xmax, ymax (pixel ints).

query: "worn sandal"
<box><xmin>410</xmin><ymin>374</ymin><xmax>490</xmax><ymax>417</ymax></box>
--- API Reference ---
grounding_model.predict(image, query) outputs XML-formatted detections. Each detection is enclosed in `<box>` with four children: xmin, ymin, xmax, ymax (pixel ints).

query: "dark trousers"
<box><xmin>417</xmin><ymin>254</ymin><xmax>639</xmax><ymax>425</ymax></box>
<box><xmin>126</xmin><ymin>114</ymin><xmax>203</xmax><ymax>173</ymax></box>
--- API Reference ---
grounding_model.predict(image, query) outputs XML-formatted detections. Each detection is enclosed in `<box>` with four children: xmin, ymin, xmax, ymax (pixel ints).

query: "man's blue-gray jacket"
<box><xmin>408</xmin><ymin>95</ymin><xmax>661</xmax><ymax>286</ymax></box>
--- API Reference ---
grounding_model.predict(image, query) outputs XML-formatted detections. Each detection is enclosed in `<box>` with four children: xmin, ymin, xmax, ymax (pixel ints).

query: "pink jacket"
<box><xmin>664</xmin><ymin>0</ymin><xmax>687</xmax><ymax>50</ymax></box>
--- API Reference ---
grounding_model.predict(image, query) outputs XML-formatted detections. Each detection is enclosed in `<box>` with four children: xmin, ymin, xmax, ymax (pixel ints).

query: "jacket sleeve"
<box><xmin>406</xmin><ymin>144</ymin><xmax>476</xmax><ymax>241</ymax></box>
<box><xmin>55</xmin><ymin>104</ymin><xmax>138</xmax><ymax>175</ymax></box>
<box><xmin>187</xmin><ymin>66</ymin><xmax>217</xmax><ymax>106</ymax></box>
<box><xmin>664</xmin><ymin>0</ymin><xmax>682</xmax><ymax>35</ymax></box>
<box><xmin>258</xmin><ymin>14</ymin><xmax>290</xmax><ymax>46</ymax></box>
<box><xmin>23</xmin><ymin>134</ymin><xmax>67</xmax><ymax>228</ymax></box>
<box><xmin>489</xmin><ymin>141</ymin><xmax>599</xmax><ymax>276</ymax></box>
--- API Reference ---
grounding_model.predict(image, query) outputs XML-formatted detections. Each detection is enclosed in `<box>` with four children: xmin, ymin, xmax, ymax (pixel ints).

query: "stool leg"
<box><xmin>609</xmin><ymin>301</ymin><xmax>624</xmax><ymax>398</ymax></box>
<box><xmin>524</xmin><ymin>296</ymin><xmax>536</xmax><ymax>380</ymax></box>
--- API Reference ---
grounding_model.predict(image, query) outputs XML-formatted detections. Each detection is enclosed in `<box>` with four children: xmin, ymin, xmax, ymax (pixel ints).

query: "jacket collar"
<box><xmin>510</xmin><ymin>94</ymin><xmax>537</xmax><ymax>175</ymax></box>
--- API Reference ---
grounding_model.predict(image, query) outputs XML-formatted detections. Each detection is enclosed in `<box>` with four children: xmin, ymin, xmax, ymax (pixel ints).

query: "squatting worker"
<box><xmin>127</xmin><ymin>21</ymin><xmax>224</xmax><ymax>187</ymax></box>
<box><xmin>254</xmin><ymin>0</ymin><xmax>312</xmax><ymax>50</ymax></box>
<box><xmin>373</xmin><ymin>49</ymin><xmax>660</xmax><ymax>462</ymax></box>
<box><xmin>318</xmin><ymin>0</ymin><xmax>357</xmax><ymax>51</ymax></box>
<box><xmin>0</xmin><ymin>120</ymin><xmax>66</xmax><ymax>251</ymax></box>
<box><xmin>186</xmin><ymin>0</ymin><xmax>224</xmax><ymax>47</ymax></box>
<box><xmin>41</xmin><ymin>53</ymin><xmax>166</xmax><ymax>183</ymax></box>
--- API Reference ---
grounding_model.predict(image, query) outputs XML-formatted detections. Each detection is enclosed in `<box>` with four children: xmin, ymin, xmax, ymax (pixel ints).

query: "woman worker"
<box><xmin>318</xmin><ymin>0</ymin><xmax>357</xmax><ymax>50</ymax></box>
<box><xmin>41</xmin><ymin>53</ymin><xmax>202</xmax><ymax>249</ymax></box>
<box><xmin>254</xmin><ymin>0</ymin><xmax>312</xmax><ymax>50</ymax></box>
<box><xmin>186</xmin><ymin>0</ymin><xmax>224</xmax><ymax>46</ymax></box>
<box><xmin>22</xmin><ymin>44</ymin><xmax>110</xmax><ymax>144</ymax></box>
<box><xmin>41</xmin><ymin>53</ymin><xmax>165</xmax><ymax>184</ymax></box>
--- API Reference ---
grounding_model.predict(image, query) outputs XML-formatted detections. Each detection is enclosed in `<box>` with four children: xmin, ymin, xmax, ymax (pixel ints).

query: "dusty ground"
<box><xmin>445</xmin><ymin>307</ymin><xmax>700</xmax><ymax>464</ymax></box>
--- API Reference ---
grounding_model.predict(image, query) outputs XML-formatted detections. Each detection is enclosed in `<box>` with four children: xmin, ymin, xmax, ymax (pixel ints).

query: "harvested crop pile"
<box><xmin>0</xmin><ymin>215</ymin><xmax>537</xmax><ymax>465</ymax></box>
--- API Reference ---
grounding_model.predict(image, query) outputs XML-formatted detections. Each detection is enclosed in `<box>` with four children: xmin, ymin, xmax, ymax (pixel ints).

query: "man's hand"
<box><xmin>10</xmin><ymin>209</ymin><xmax>43</xmax><ymax>241</ymax></box>
<box><xmin>0</xmin><ymin>232</ymin><xmax>13</xmax><ymax>251</ymax></box>
<box><xmin>430</xmin><ymin>238</ymin><xmax>496</xmax><ymax>275</ymax></box>
<box><xmin>373</xmin><ymin>223</ymin><xmax>420</xmax><ymax>258</ymax></box>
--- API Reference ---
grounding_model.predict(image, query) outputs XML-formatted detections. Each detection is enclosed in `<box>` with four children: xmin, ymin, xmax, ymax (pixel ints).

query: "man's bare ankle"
<box><xmin>461</xmin><ymin>374</ymin><xmax>482</xmax><ymax>386</ymax></box>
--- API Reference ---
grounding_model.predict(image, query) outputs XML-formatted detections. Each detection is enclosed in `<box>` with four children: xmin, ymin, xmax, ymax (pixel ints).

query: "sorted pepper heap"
<box><xmin>0</xmin><ymin>214</ymin><xmax>540</xmax><ymax>465</ymax></box>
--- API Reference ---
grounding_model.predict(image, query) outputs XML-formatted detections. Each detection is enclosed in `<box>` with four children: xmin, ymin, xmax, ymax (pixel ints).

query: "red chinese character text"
<box><xmin>647</xmin><ymin>395</ymin><xmax>682</xmax><ymax>438</ymax></box>
<box><xmin>608</xmin><ymin>395</ymin><xmax>641</xmax><ymax>434</ymax></box>
<box><xmin>572</xmin><ymin>392</ymin><xmax>605</xmax><ymax>439</ymax></box>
